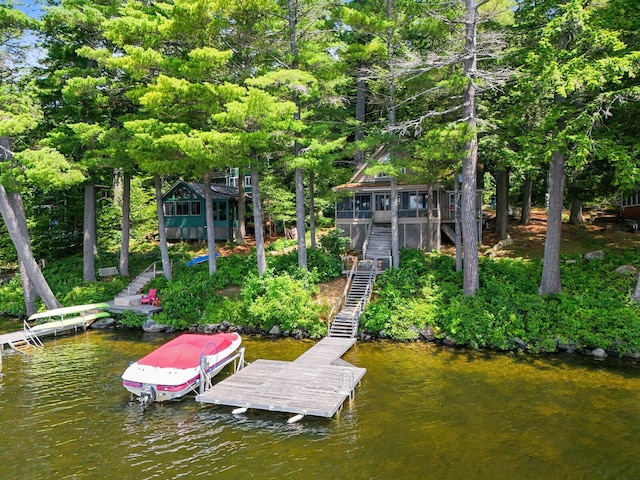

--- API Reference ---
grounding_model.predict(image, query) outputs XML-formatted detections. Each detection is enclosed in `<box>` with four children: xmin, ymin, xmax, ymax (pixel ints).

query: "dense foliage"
<box><xmin>363</xmin><ymin>249</ymin><xmax>640</xmax><ymax>353</ymax></box>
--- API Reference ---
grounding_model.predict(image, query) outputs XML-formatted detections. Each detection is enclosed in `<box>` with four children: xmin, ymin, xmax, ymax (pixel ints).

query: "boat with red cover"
<box><xmin>122</xmin><ymin>332</ymin><xmax>243</xmax><ymax>404</ymax></box>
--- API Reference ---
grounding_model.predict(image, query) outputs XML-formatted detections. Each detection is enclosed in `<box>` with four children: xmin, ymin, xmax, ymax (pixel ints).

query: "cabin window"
<box><xmin>355</xmin><ymin>194</ymin><xmax>371</xmax><ymax>211</ymax></box>
<box><xmin>164</xmin><ymin>202</ymin><xmax>175</xmax><ymax>216</ymax></box>
<box><xmin>176</xmin><ymin>201</ymin><xmax>190</xmax><ymax>216</ymax></box>
<box><xmin>190</xmin><ymin>201</ymin><xmax>201</xmax><ymax>216</ymax></box>
<box><xmin>214</xmin><ymin>203</ymin><xmax>228</xmax><ymax>221</ymax></box>
<box><xmin>375</xmin><ymin>194</ymin><xmax>390</xmax><ymax>211</ymax></box>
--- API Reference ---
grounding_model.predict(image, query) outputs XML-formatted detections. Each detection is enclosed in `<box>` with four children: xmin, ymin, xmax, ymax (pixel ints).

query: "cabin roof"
<box><xmin>163</xmin><ymin>179</ymin><xmax>243</xmax><ymax>201</ymax></box>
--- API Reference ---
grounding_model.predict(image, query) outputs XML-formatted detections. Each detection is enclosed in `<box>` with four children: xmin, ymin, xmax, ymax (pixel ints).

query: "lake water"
<box><xmin>1</xmin><ymin>325</ymin><xmax>639</xmax><ymax>479</ymax></box>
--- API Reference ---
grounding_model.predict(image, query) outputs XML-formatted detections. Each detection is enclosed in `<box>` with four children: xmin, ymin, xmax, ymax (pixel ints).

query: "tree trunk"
<box><xmin>355</xmin><ymin>68</ymin><xmax>366</xmax><ymax>166</ymax></box>
<box><xmin>251</xmin><ymin>169</ymin><xmax>267</xmax><ymax>275</ymax></box>
<box><xmin>18</xmin><ymin>260</ymin><xmax>37</xmax><ymax>317</ymax></box>
<box><xmin>235</xmin><ymin>167</ymin><xmax>246</xmax><ymax>244</ymax></box>
<box><xmin>154</xmin><ymin>175</ymin><xmax>172</xmax><ymax>280</ymax></box>
<box><xmin>569</xmin><ymin>198</ymin><xmax>584</xmax><ymax>225</ymax></box>
<box><xmin>7</xmin><ymin>188</ymin><xmax>39</xmax><ymax>316</ymax></box>
<box><xmin>539</xmin><ymin>151</ymin><xmax>565</xmax><ymax>295</ymax></box>
<box><xmin>83</xmin><ymin>184</ymin><xmax>97</xmax><ymax>282</ymax></box>
<box><xmin>204</xmin><ymin>172</ymin><xmax>218</xmax><ymax>275</ymax></box>
<box><xmin>631</xmin><ymin>273</ymin><xmax>640</xmax><ymax>303</ymax></box>
<box><xmin>461</xmin><ymin>0</ymin><xmax>480</xmax><ymax>295</ymax></box>
<box><xmin>520</xmin><ymin>173</ymin><xmax>532</xmax><ymax>225</ymax></box>
<box><xmin>295</xmin><ymin>167</ymin><xmax>307</xmax><ymax>268</ymax></box>
<box><xmin>309</xmin><ymin>171</ymin><xmax>316</xmax><ymax>249</ymax></box>
<box><xmin>0</xmin><ymin>186</ymin><xmax>61</xmax><ymax>310</ymax></box>
<box><xmin>455</xmin><ymin>179</ymin><xmax>462</xmax><ymax>272</ymax></box>
<box><xmin>119</xmin><ymin>171</ymin><xmax>130</xmax><ymax>277</ymax></box>
<box><xmin>495</xmin><ymin>169</ymin><xmax>509</xmax><ymax>239</ymax></box>
<box><xmin>390</xmin><ymin>177</ymin><xmax>399</xmax><ymax>268</ymax></box>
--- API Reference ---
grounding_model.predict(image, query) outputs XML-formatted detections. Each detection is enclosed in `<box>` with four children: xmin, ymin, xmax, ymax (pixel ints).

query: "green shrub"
<box><xmin>363</xmin><ymin>249</ymin><xmax>640</xmax><ymax>352</ymax></box>
<box><xmin>319</xmin><ymin>228</ymin><xmax>350</xmax><ymax>256</ymax></box>
<box><xmin>241</xmin><ymin>271</ymin><xmax>323</xmax><ymax>337</ymax></box>
<box><xmin>202</xmin><ymin>295</ymin><xmax>245</xmax><ymax>325</ymax></box>
<box><xmin>116</xmin><ymin>310</ymin><xmax>146</xmax><ymax>328</ymax></box>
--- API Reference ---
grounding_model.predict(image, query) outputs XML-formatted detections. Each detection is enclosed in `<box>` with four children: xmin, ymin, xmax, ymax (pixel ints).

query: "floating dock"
<box><xmin>195</xmin><ymin>337</ymin><xmax>366</xmax><ymax>418</ymax></box>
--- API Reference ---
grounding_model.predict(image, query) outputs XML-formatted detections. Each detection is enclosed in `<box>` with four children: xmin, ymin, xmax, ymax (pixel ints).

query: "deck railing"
<box><xmin>327</xmin><ymin>257</ymin><xmax>358</xmax><ymax>332</ymax></box>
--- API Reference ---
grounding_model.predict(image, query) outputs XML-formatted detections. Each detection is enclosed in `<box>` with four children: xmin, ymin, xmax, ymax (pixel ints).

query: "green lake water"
<box><xmin>0</xmin><ymin>323</ymin><xmax>639</xmax><ymax>479</ymax></box>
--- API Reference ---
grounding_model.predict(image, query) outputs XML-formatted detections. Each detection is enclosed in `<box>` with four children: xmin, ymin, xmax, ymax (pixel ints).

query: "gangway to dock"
<box><xmin>195</xmin><ymin>337</ymin><xmax>366</xmax><ymax>419</ymax></box>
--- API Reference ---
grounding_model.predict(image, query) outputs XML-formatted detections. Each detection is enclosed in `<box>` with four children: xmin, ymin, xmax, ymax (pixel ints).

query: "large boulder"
<box><xmin>584</xmin><ymin>250</ymin><xmax>605</xmax><ymax>261</ymax></box>
<box><xmin>91</xmin><ymin>317</ymin><xmax>116</xmax><ymax>329</ymax></box>
<box><xmin>268</xmin><ymin>324</ymin><xmax>282</xmax><ymax>337</ymax></box>
<box><xmin>142</xmin><ymin>318</ymin><xmax>168</xmax><ymax>333</ymax></box>
<box><xmin>616</xmin><ymin>265</ymin><xmax>638</xmax><ymax>275</ymax></box>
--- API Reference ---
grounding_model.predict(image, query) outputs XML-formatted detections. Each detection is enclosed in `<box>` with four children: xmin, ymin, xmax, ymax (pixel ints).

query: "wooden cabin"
<box><xmin>334</xmin><ymin>163</ymin><xmax>483</xmax><ymax>252</ymax></box>
<box><xmin>162</xmin><ymin>180</ymin><xmax>244</xmax><ymax>242</ymax></box>
<box><xmin>621</xmin><ymin>192</ymin><xmax>640</xmax><ymax>220</ymax></box>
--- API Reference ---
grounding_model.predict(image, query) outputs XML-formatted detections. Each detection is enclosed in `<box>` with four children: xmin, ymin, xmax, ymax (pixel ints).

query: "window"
<box><xmin>354</xmin><ymin>194</ymin><xmax>371</xmax><ymax>211</ymax></box>
<box><xmin>400</xmin><ymin>192</ymin><xmax>414</xmax><ymax>210</ymax></box>
<box><xmin>176</xmin><ymin>201</ymin><xmax>190</xmax><ymax>216</ymax></box>
<box><xmin>191</xmin><ymin>201</ymin><xmax>201</xmax><ymax>216</ymax></box>
<box><xmin>214</xmin><ymin>203</ymin><xmax>227</xmax><ymax>221</ymax></box>
<box><xmin>375</xmin><ymin>194</ymin><xmax>390</xmax><ymax>211</ymax></box>
<box><xmin>164</xmin><ymin>202</ymin><xmax>175</xmax><ymax>216</ymax></box>
<box><xmin>417</xmin><ymin>192</ymin><xmax>428</xmax><ymax>210</ymax></box>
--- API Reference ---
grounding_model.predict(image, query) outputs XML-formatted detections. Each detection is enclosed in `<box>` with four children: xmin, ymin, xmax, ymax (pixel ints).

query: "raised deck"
<box><xmin>195</xmin><ymin>337</ymin><xmax>366</xmax><ymax>418</ymax></box>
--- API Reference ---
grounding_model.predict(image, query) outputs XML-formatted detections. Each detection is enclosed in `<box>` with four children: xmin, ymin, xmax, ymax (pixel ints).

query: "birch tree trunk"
<box><xmin>154</xmin><ymin>175</ymin><xmax>172</xmax><ymax>280</ymax></box>
<box><xmin>83</xmin><ymin>184</ymin><xmax>97</xmax><ymax>282</ymax></box>
<box><xmin>204</xmin><ymin>172</ymin><xmax>218</xmax><ymax>275</ymax></box>
<box><xmin>251</xmin><ymin>169</ymin><xmax>267</xmax><ymax>275</ymax></box>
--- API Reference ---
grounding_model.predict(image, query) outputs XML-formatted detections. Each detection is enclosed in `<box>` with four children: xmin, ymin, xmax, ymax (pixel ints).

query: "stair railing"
<box><xmin>124</xmin><ymin>260</ymin><xmax>167</xmax><ymax>296</ymax></box>
<box><xmin>328</xmin><ymin>257</ymin><xmax>358</xmax><ymax>335</ymax></box>
<box><xmin>22</xmin><ymin>320</ymin><xmax>44</xmax><ymax>349</ymax></box>
<box><xmin>361</xmin><ymin>217</ymin><xmax>374</xmax><ymax>260</ymax></box>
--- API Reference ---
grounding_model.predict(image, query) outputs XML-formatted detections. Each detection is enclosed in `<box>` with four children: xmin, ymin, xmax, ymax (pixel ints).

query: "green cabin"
<box><xmin>162</xmin><ymin>180</ymin><xmax>243</xmax><ymax>241</ymax></box>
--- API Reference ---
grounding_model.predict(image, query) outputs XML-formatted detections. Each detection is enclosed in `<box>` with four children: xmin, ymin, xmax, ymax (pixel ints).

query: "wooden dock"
<box><xmin>195</xmin><ymin>337</ymin><xmax>366</xmax><ymax>418</ymax></box>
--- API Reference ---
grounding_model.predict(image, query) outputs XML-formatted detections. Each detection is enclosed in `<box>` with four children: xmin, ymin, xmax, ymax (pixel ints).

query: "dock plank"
<box><xmin>196</xmin><ymin>339</ymin><xmax>366</xmax><ymax>418</ymax></box>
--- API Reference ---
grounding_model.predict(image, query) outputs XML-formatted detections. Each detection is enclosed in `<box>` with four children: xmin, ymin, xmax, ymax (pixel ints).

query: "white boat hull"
<box><xmin>122</xmin><ymin>333</ymin><xmax>242</xmax><ymax>402</ymax></box>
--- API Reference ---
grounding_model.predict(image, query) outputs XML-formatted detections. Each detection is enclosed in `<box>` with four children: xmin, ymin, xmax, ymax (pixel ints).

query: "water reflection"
<box><xmin>0</xmin><ymin>330</ymin><xmax>639</xmax><ymax>479</ymax></box>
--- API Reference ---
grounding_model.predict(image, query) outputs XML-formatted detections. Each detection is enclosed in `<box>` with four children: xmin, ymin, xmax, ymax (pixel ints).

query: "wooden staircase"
<box><xmin>364</xmin><ymin>225</ymin><xmax>391</xmax><ymax>270</ymax></box>
<box><xmin>328</xmin><ymin>263</ymin><xmax>376</xmax><ymax>338</ymax></box>
<box><xmin>116</xmin><ymin>262</ymin><xmax>164</xmax><ymax>298</ymax></box>
<box><xmin>328</xmin><ymin>224</ymin><xmax>394</xmax><ymax>338</ymax></box>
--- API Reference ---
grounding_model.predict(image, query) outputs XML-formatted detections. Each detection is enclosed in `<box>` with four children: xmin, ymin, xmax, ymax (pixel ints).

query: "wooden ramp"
<box><xmin>195</xmin><ymin>337</ymin><xmax>366</xmax><ymax>418</ymax></box>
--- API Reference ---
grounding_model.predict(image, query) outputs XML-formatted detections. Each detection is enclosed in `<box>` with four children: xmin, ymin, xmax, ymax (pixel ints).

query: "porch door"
<box><xmin>374</xmin><ymin>193</ymin><xmax>392</xmax><ymax>223</ymax></box>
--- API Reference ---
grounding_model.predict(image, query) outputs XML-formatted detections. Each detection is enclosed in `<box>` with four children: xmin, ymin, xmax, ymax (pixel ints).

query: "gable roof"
<box><xmin>163</xmin><ymin>179</ymin><xmax>242</xmax><ymax>201</ymax></box>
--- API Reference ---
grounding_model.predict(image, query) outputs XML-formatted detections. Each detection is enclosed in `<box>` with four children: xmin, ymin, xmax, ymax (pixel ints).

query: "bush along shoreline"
<box><xmin>358</xmin><ymin>249</ymin><xmax>640</xmax><ymax>359</ymax></box>
<box><xmin>5</xmin><ymin>241</ymin><xmax>640</xmax><ymax>360</ymax></box>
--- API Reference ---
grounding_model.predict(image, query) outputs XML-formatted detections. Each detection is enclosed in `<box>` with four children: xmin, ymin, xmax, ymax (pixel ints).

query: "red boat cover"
<box><xmin>137</xmin><ymin>333</ymin><xmax>238</xmax><ymax>369</ymax></box>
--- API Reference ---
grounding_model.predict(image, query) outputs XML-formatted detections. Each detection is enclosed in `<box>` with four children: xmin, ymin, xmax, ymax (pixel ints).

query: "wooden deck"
<box><xmin>195</xmin><ymin>337</ymin><xmax>366</xmax><ymax>418</ymax></box>
<box><xmin>105</xmin><ymin>300</ymin><xmax>162</xmax><ymax>315</ymax></box>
